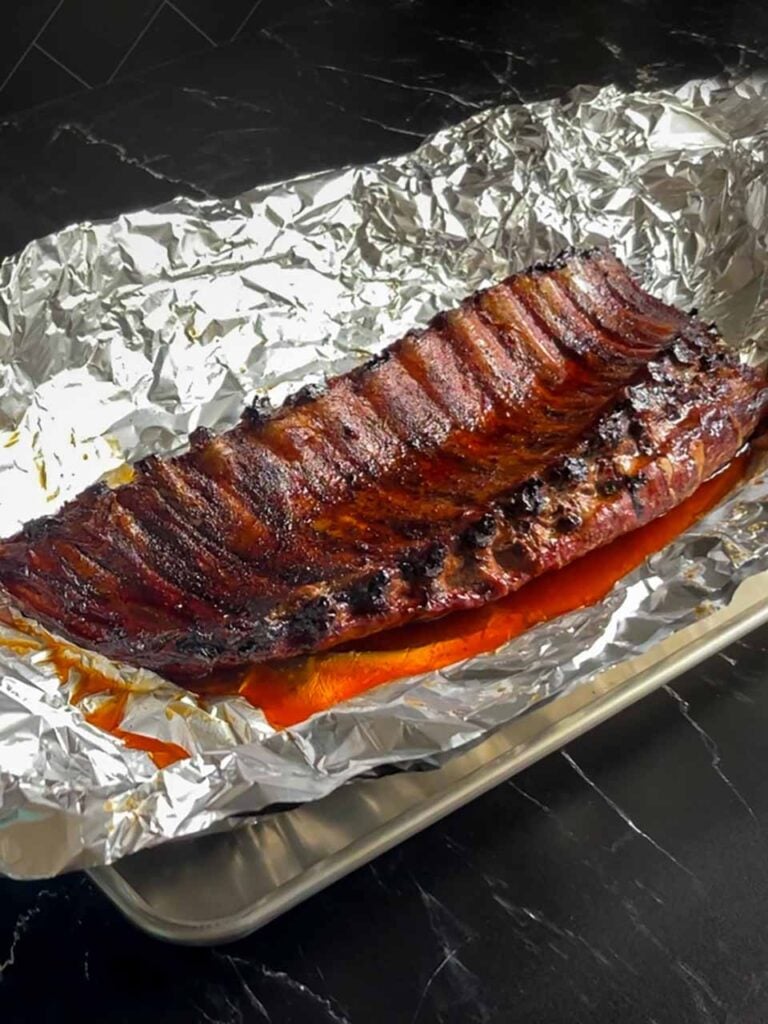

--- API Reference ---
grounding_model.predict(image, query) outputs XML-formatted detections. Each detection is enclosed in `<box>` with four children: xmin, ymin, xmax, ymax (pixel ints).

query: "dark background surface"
<box><xmin>0</xmin><ymin>0</ymin><xmax>257</xmax><ymax>116</ymax></box>
<box><xmin>1</xmin><ymin>2</ymin><xmax>768</xmax><ymax>1022</ymax></box>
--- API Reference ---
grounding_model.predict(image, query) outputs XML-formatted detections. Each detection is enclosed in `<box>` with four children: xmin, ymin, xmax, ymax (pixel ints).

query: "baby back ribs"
<box><xmin>0</xmin><ymin>248</ymin><xmax>765</xmax><ymax>681</ymax></box>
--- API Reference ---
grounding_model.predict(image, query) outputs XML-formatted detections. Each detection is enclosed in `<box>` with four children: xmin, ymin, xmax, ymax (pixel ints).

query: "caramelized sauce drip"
<box><xmin>82</xmin><ymin>691</ymin><xmax>189</xmax><ymax>768</ymax></box>
<box><xmin>0</xmin><ymin>455</ymin><xmax>750</xmax><ymax>750</ymax></box>
<box><xmin>0</xmin><ymin>618</ymin><xmax>189</xmax><ymax>769</ymax></box>
<box><xmin>212</xmin><ymin>455</ymin><xmax>748</xmax><ymax>728</ymax></box>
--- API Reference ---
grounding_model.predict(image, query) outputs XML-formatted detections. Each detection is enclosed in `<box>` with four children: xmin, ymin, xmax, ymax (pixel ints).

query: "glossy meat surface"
<box><xmin>0</xmin><ymin>249</ymin><xmax>765</xmax><ymax>680</ymax></box>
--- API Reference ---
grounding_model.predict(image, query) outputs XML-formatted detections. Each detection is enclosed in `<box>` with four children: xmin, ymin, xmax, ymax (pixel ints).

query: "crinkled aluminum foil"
<box><xmin>0</xmin><ymin>73</ymin><xmax>767</xmax><ymax>879</ymax></box>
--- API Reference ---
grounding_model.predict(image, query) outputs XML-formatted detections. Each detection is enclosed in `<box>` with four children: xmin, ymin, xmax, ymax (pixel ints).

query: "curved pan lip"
<box><xmin>89</xmin><ymin>572</ymin><xmax>768</xmax><ymax>946</ymax></box>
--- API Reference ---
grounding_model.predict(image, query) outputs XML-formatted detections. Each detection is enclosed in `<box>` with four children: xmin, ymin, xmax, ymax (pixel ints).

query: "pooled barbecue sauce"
<box><xmin>0</xmin><ymin>454</ymin><xmax>749</xmax><ymax>755</ymax></box>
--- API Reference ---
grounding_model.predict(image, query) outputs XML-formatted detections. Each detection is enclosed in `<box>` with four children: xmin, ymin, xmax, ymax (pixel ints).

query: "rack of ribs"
<box><xmin>0</xmin><ymin>248</ymin><xmax>765</xmax><ymax>681</ymax></box>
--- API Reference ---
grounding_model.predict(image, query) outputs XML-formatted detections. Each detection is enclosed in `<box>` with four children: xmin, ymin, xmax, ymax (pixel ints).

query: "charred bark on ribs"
<box><xmin>0</xmin><ymin>248</ymin><xmax>765</xmax><ymax>681</ymax></box>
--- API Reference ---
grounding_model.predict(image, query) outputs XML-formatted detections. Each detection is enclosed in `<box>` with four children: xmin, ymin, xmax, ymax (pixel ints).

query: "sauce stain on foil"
<box><xmin>0</xmin><ymin>616</ymin><xmax>189</xmax><ymax>769</ymax></box>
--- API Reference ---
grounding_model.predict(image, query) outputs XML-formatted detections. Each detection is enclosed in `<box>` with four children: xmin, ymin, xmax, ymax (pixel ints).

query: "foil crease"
<box><xmin>0</xmin><ymin>73</ymin><xmax>767</xmax><ymax>878</ymax></box>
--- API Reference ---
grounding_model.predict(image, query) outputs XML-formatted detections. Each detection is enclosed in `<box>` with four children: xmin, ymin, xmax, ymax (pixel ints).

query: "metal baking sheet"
<box><xmin>88</xmin><ymin>571</ymin><xmax>768</xmax><ymax>946</ymax></box>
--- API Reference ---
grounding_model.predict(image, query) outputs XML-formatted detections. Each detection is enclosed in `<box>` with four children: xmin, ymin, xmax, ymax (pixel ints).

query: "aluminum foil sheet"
<box><xmin>0</xmin><ymin>73</ymin><xmax>767</xmax><ymax>878</ymax></box>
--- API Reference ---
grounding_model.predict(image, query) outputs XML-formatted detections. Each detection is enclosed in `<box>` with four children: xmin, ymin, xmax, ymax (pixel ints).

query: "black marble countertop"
<box><xmin>1</xmin><ymin>2</ymin><xmax>768</xmax><ymax>1022</ymax></box>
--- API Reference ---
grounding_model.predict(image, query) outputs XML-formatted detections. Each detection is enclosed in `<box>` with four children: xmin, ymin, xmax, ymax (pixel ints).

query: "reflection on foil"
<box><xmin>0</xmin><ymin>73</ymin><xmax>766</xmax><ymax>877</ymax></box>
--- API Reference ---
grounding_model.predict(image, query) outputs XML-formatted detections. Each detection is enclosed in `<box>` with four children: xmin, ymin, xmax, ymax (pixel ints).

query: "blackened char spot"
<box><xmin>648</xmin><ymin>362</ymin><xmax>673</xmax><ymax>386</ymax></box>
<box><xmin>189</xmin><ymin>426</ymin><xmax>214</xmax><ymax>448</ymax></box>
<box><xmin>363</xmin><ymin>349</ymin><xmax>392</xmax><ymax>371</ymax></box>
<box><xmin>556</xmin><ymin>512</ymin><xmax>583</xmax><ymax>534</ymax></box>
<box><xmin>596</xmin><ymin>410</ymin><xmax>629</xmax><ymax>450</ymax></box>
<box><xmin>625</xmin><ymin>473</ymin><xmax>646</xmax><ymax>493</ymax></box>
<box><xmin>400</xmin><ymin>542</ymin><xmax>447</xmax><ymax>583</ymax></box>
<box><xmin>598</xmin><ymin>470</ymin><xmax>647</xmax><ymax>503</ymax></box>
<box><xmin>665</xmin><ymin>399</ymin><xmax>685</xmax><ymax>421</ymax></box>
<box><xmin>21</xmin><ymin>516</ymin><xmax>56</xmax><ymax>542</ymax></box>
<box><xmin>624</xmin><ymin>472</ymin><xmax>647</xmax><ymax>516</ymax></box>
<box><xmin>84</xmin><ymin>481</ymin><xmax>109</xmax><ymax>499</ymax></box>
<box><xmin>699</xmin><ymin>350</ymin><xmax>729</xmax><ymax>372</ymax></box>
<box><xmin>135</xmin><ymin>454</ymin><xmax>160</xmax><ymax>477</ymax></box>
<box><xmin>175</xmin><ymin>631</ymin><xmax>225</xmax><ymax>660</ymax></box>
<box><xmin>236</xmin><ymin>620</ymin><xmax>282</xmax><ymax>656</ymax></box>
<box><xmin>596</xmin><ymin>477</ymin><xmax>622</xmax><ymax>497</ymax></box>
<box><xmin>628</xmin><ymin>418</ymin><xmax>645</xmax><ymax>440</ymax></box>
<box><xmin>671</xmin><ymin>339</ymin><xmax>697</xmax><ymax>365</ymax></box>
<box><xmin>289</xmin><ymin>595</ymin><xmax>333</xmax><ymax>645</ymax></box>
<box><xmin>628</xmin><ymin>415</ymin><xmax>653</xmax><ymax>454</ymax></box>
<box><xmin>461</xmin><ymin>513</ymin><xmax>496</xmax><ymax>549</ymax></box>
<box><xmin>531</xmin><ymin>245</ymin><xmax>601</xmax><ymax>274</ymax></box>
<box><xmin>502</xmin><ymin>478</ymin><xmax>545</xmax><ymax>519</ymax></box>
<box><xmin>346</xmin><ymin>569</ymin><xmax>391</xmax><ymax>615</ymax></box>
<box><xmin>286</xmin><ymin>382</ymin><xmax>325</xmax><ymax>408</ymax></box>
<box><xmin>242</xmin><ymin>395</ymin><xmax>273</xmax><ymax>427</ymax></box>
<box><xmin>547</xmin><ymin>457</ymin><xmax>588</xmax><ymax>487</ymax></box>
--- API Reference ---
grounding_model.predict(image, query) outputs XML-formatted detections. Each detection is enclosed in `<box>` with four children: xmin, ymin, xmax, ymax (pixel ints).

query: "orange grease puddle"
<box><xmin>213</xmin><ymin>455</ymin><xmax>748</xmax><ymax>728</ymax></box>
<box><xmin>0</xmin><ymin>455</ymin><xmax>749</xmax><ymax>756</ymax></box>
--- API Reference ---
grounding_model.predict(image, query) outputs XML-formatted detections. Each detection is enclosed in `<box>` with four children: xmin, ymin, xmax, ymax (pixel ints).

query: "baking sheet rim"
<box><xmin>87</xmin><ymin>572</ymin><xmax>768</xmax><ymax>945</ymax></box>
